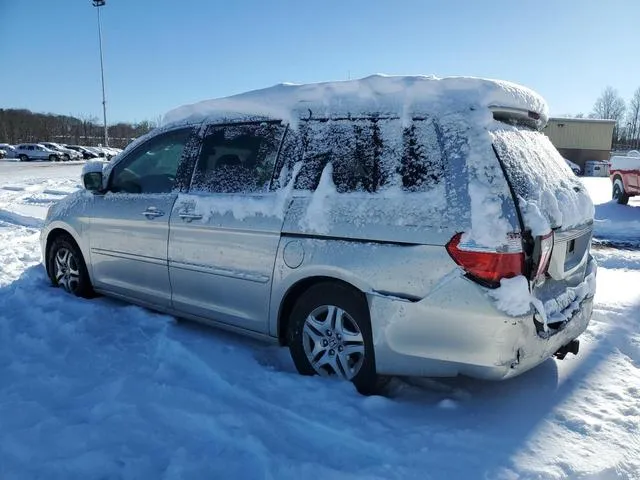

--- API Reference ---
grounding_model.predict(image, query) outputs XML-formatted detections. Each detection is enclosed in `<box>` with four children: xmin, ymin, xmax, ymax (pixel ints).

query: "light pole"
<box><xmin>92</xmin><ymin>0</ymin><xmax>108</xmax><ymax>147</ymax></box>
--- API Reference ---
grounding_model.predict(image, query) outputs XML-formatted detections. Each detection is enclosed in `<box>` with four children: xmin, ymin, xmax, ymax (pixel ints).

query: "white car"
<box><xmin>0</xmin><ymin>144</ymin><xmax>18</xmax><ymax>158</ymax></box>
<box><xmin>14</xmin><ymin>144</ymin><xmax>63</xmax><ymax>162</ymax></box>
<box><xmin>40</xmin><ymin>142</ymin><xmax>82</xmax><ymax>161</ymax></box>
<box><xmin>564</xmin><ymin>158</ymin><xmax>581</xmax><ymax>175</ymax></box>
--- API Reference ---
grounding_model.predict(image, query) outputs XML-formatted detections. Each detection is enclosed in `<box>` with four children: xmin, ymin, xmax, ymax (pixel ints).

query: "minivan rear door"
<box><xmin>491</xmin><ymin>126</ymin><xmax>595</xmax><ymax>289</ymax></box>
<box><xmin>168</xmin><ymin>121</ymin><xmax>285</xmax><ymax>333</ymax></box>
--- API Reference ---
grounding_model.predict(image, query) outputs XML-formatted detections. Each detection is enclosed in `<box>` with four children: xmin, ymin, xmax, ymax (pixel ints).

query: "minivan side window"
<box><xmin>277</xmin><ymin>117</ymin><xmax>444</xmax><ymax>193</ymax></box>
<box><xmin>399</xmin><ymin>120</ymin><xmax>445</xmax><ymax>192</ymax></box>
<box><xmin>109</xmin><ymin>127</ymin><xmax>192</xmax><ymax>194</ymax></box>
<box><xmin>191</xmin><ymin>122</ymin><xmax>284</xmax><ymax>194</ymax></box>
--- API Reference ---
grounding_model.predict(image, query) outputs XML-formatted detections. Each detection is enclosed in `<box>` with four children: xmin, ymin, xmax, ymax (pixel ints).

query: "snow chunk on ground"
<box><xmin>163</xmin><ymin>75</ymin><xmax>548</xmax><ymax>128</ymax></box>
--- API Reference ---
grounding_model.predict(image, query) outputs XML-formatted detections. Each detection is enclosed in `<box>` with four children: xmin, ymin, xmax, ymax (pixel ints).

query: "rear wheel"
<box><xmin>18</xmin><ymin>154</ymin><xmax>28</xmax><ymax>162</ymax></box>
<box><xmin>47</xmin><ymin>234</ymin><xmax>94</xmax><ymax>298</ymax></box>
<box><xmin>49</xmin><ymin>154</ymin><xmax>58</xmax><ymax>162</ymax></box>
<box><xmin>287</xmin><ymin>282</ymin><xmax>388</xmax><ymax>395</ymax></box>
<box><xmin>613</xmin><ymin>178</ymin><xmax>629</xmax><ymax>205</ymax></box>
<box><xmin>63</xmin><ymin>154</ymin><xmax>70</xmax><ymax>161</ymax></box>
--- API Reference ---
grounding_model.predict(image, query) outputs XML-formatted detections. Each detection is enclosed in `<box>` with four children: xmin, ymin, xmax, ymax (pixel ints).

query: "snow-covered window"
<box><xmin>399</xmin><ymin>120</ymin><xmax>444</xmax><ymax>192</ymax></box>
<box><xmin>191</xmin><ymin>122</ymin><xmax>284</xmax><ymax>194</ymax></box>
<box><xmin>275</xmin><ymin>117</ymin><xmax>444</xmax><ymax>194</ymax></box>
<box><xmin>110</xmin><ymin>127</ymin><xmax>192</xmax><ymax>194</ymax></box>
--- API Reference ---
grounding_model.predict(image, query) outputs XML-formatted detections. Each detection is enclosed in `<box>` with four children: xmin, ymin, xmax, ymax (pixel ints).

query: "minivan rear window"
<box><xmin>492</xmin><ymin>127</ymin><xmax>594</xmax><ymax>233</ymax></box>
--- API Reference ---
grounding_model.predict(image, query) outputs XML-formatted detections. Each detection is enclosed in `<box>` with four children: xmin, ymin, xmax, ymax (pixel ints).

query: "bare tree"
<box><xmin>626</xmin><ymin>87</ymin><xmax>640</xmax><ymax>149</ymax></box>
<box><xmin>593</xmin><ymin>86</ymin><xmax>626</xmax><ymax>141</ymax></box>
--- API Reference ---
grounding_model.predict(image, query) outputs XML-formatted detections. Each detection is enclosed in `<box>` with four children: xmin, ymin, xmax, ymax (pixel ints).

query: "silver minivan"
<box><xmin>41</xmin><ymin>76</ymin><xmax>597</xmax><ymax>394</ymax></box>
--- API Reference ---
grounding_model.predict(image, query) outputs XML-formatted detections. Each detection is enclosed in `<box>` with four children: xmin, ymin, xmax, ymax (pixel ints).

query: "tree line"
<box><xmin>569</xmin><ymin>86</ymin><xmax>640</xmax><ymax>150</ymax></box>
<box><xmin>0</xmin><ymin>109</ymin><xmax>158</xmax><ymax>148</ymax></box>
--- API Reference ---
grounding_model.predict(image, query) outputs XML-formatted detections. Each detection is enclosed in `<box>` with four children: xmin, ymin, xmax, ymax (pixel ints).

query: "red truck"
<box><xmin>610</xmin><ymin>151</ymin><xmax>640</xmax><ymax>205</ymax></box>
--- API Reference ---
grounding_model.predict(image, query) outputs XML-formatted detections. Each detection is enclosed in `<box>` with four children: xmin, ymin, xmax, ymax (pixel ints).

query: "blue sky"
<box><xmin>1</xmin><ymin>0</ymin><xmax>639</xmax><ymax>123</ymax></box>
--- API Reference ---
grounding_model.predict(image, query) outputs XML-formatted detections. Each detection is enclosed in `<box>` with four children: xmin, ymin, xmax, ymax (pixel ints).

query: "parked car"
<box><xmin>84</xmin><ymin>146</ymin><xmax>113</xmax><ymax>160</ymax></box>
<box><xmin>0</xmin><ymin>144</ymin><xmax>18</xmax><ymax>158</ymax></box>
<box><xmin>0</xmin><ymin>149</ymin><xmax>5</xmax><ymax>159</ymax></box>
<box><xmin>64</xmin><ymin>145</ymin><xmax>99</xmax><ymax>160</ymax></box>
<box><xmin>564</xmin><ymin>158</ymin><xmax>581</xmax><ymax>175</ymax></box>
<box><xmin>584</xmin><ymin>160</ymin><xmax>609</xmax><ymax>177</ymax></box>
<box><xmin>14</xmin><ymin>143</ymin><xmax>63</xmax><ymax>162</ymax></box>
<box><xmin>609</xmin><ymin>153</ymin><xmax>640</xmax><ymax>204</ymax></box>
<box><xmin>40</xmin><ymin>76</ymin><xmax>596</xmax><ymax>394</ymax></box>
<box><xmin>40</xmin><ymin>142</ymin><xmax>82</xmax><ymax>161</ymax></box>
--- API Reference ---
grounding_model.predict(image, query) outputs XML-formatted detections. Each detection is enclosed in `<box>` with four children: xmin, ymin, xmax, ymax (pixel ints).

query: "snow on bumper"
<box><xmin>368</xmin><ymin>257</ymin><xmax>596</xmax><ymax>380</ymax></box>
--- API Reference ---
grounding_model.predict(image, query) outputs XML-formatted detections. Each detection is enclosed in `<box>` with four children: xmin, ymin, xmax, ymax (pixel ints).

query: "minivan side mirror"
<box><xmin>83</xmin><ymin>171</ymin><xmax>103</xmax><ymax>191</ymax></box>
<box><xmin>82</xmin><ymin>160</ymin><xmax>108</xmax><ymax>192</ymax></box>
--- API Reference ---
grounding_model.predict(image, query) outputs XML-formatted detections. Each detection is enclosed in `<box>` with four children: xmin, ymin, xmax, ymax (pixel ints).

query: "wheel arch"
<box><xmin>276</xmin><ymin>275</ymin><xmax>368</xmax><ymax>345</ymax></box>
<box><xmin>44</xmin><ymin>224</ymin><xmax>92</xmax><ymax>282</ymax></box>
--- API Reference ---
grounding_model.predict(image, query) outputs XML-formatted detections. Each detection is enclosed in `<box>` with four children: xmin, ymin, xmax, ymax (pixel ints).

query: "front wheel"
<box><xmin>47</xmin><ymin>234</ymin><xmax>94</xmax><ymax>298</ymax></box>
<box><xmin>18</xmin><ymin>154</ymin><xmax>28</xmax><ymax>162</ymax></box>
<box><xmin>287</xmin><ymin>282</ymin><xmax>387</xmax><ymax>395</ymax></box>
<box><xmin>613</xmin><ymin>178</ymin><xmax>630</xmax><ymax>205</ymax></box>
<box><xmin>49</xmin><ymin>154</ymin><xmax>58</xmax><ymax>162</ymax></box>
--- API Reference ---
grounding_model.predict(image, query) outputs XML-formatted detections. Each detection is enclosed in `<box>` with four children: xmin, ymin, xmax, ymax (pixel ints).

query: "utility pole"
<box><xmin>92</xmin><ymin>0</ymin><xmax>108</xmax><ymax>147</ymax></box>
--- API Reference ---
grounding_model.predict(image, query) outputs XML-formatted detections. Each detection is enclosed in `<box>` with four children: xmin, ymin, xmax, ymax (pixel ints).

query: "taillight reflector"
<box><xmin>446</xmin><ymin>233</ymin><xmax>524</xmax><ymax>287</ymax></box>
<box><xmin>533</xmin><ymin>231</ymin><xmax>554</xmax><ymax>281</ymax></box>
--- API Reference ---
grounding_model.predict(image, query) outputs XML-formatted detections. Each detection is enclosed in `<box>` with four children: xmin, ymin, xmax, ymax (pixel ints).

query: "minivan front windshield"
<box><xmin>491</xmin><ymin>126</ymin><xmax>594</xmax><ymax>234</ymax></box>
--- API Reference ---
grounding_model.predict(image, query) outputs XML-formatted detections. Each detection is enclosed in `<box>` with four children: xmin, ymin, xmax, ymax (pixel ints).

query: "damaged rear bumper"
<box><xmin>367</xmin><ymin>257</ymin><xmax>596</xmax><ymax>380</ymax></box>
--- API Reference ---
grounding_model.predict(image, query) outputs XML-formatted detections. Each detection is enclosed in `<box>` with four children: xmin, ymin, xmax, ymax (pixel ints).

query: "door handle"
<box><xmin>178</xmin><ymin>212</ymin><xmax>203</xmax><ymax>222</ymax></box>
<box><xmin>142</xmin><ymin>207</ymin><xmax>164</xmax><ymax>219</ymax></box>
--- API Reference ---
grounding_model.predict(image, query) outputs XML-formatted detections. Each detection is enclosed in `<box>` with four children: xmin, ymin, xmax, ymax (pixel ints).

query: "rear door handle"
<box><xmin>178</xmin><ymin>213</ymin><xmax>203</xmax><ymax>222</ymax></box>
<box><xmin>142</xmin><ymin>207</ymin><xmax>164</xmax><ymax>219</ymax></box>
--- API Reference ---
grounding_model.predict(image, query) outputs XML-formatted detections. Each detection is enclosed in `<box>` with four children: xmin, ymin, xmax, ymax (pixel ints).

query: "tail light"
<box><xmin>532</xmin><ymin>232</ymin><xmax>554</xmax><ymax>281</ymax></box>
<box><xmin>445</xmin><ymin>232</ymin><xmax>524</xmax><ymax>288</ymax></box>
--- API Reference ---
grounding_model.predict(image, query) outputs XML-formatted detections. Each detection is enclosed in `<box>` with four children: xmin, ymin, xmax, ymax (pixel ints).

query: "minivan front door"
<box><xmin>89</xmin><ymin>127</ymin><xmax>196</xmax><ymax>307</ymax></box>
<box><xmin>168</xmin><ymin>121</ymin><xmax>285</xmax><ymax>332</ymax></box>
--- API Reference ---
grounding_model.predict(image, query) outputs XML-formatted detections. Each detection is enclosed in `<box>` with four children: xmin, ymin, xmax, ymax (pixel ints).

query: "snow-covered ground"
<box><xmin>0</xmin><ymin>164</ymin><xmax>639</xmax><ymax>479</ymax></box>
<box><xmin>582</xmin><ymin>177</ymin><xmax>640</xmax><ymax>248</ymax></box>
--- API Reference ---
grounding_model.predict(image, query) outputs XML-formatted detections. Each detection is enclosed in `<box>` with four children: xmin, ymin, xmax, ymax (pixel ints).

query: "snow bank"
<box><xmin>1</xmin><ymin>167</ymin><xmax>640</xmax><ymax>479</ymax></box>
<box><xmin>610</xmin><ymin>155</ymin><xmax>640</xmax><ymax>171</ymax></box>
<box><xmin>163</xmin><ymin>75</ymin><xmax>548</xmax><ymax>128</ymax></box>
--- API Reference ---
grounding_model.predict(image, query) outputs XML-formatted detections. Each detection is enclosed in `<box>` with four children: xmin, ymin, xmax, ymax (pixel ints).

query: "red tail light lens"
<box><xmin>445</xmin><ymin>233</ymin><xmax>524</xmax><ymax>287</ymax></box>
<box><xmin>533</xmin><ymin>232</ymin><xmax>554</xmax><ymax>281</ymax></box>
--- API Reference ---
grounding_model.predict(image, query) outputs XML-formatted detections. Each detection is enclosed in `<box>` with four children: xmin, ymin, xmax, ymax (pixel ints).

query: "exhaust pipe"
<box><xmin>554</xmin><ymin>339</ymin><xmax>580</xmax><ymax>360</ymax></box>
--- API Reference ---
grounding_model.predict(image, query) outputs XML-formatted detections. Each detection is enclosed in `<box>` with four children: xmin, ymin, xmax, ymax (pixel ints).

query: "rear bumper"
<box><xmin>368</xmin><ymin>260</ymin><xmax>596</xmax><ymax>380</ymax></box>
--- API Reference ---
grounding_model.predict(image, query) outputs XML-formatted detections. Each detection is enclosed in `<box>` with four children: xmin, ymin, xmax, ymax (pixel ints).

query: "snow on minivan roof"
<box><xmin>163</xmin><ymin>74</ymin><xmax>548</xmax><ymax>128</ymax></box>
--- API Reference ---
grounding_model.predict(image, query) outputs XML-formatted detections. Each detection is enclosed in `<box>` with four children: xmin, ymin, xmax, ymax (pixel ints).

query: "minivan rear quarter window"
<box><xmin>279</xmin><ymin>117</ymin><xmax>444</xmax><ymax>194</ymax></box>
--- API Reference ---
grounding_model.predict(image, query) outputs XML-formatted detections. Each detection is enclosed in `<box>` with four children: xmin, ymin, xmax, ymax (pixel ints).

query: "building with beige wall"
<box><xmin>543</xmin><ymin>117</ymin><xmax>615</xmax><ymax>170</ymax></box>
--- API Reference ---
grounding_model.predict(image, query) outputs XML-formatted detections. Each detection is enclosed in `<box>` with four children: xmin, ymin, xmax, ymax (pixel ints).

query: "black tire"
<box><xmin>287</xmin><ymin>282</ymin><xmax>388</xmax><ymax>395</ymax></box>
<box><xmin>18</xmin><ymin>154</ymin><xmax>28</xmax><ymax>162</ymax></box>
<box><xmin>47</xmin><ymin>234</ymin><xmax>94</xmax><ymax>298</ymax></box>
<box><xmin>49</xmin><ymin>154</ymin><xmax>58</xmax><ymax>162</ymax></box>
<box><xmin>63</xmin><ymin>154</ymin><xmax>70</xmax><ymax>161</ymax></box>
<box><xmin>613</xmin><ymin>178</ymin><xmax>630</xmax><ymax>205</ymax></box>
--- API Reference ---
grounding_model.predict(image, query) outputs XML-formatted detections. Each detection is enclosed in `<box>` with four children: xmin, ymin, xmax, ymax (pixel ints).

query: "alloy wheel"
<box><xmin>54</xmin><ymin>247</ymin><xmax>80</xmax><ymax>293</ymax></box>
<box><xmin>302</xmin><ymin>305</ymin><xmax>365</xmax><ymax>380</ymax></box>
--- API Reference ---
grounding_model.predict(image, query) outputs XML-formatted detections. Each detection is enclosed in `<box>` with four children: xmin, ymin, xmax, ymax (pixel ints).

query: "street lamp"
<box><xmin>92</xmin><ymin>0</ymin><xmax>108</xmax><ymax>147</ymax></box>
